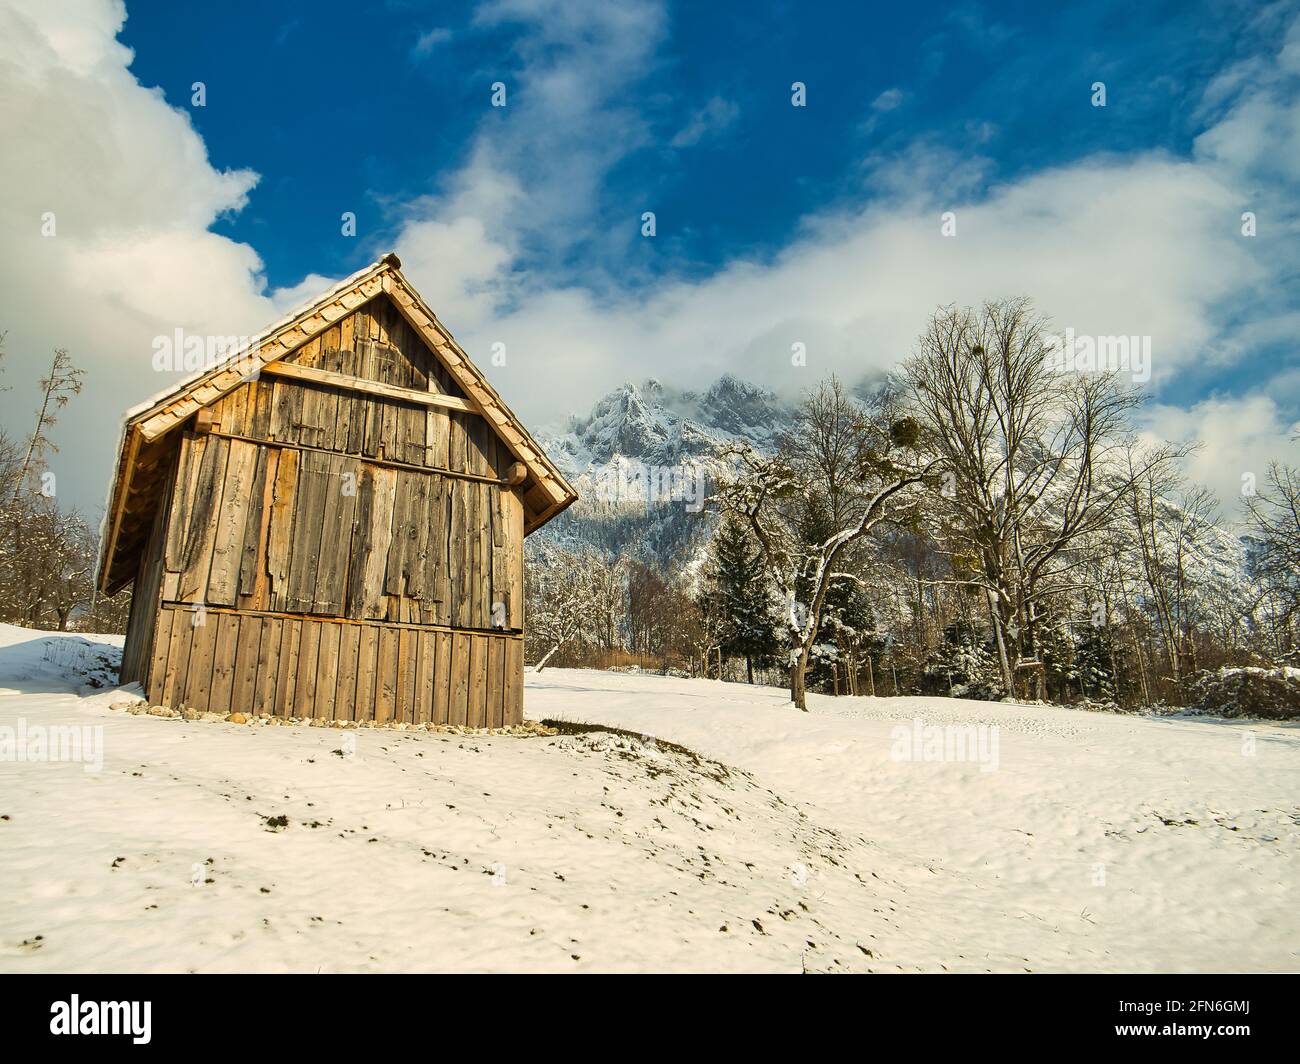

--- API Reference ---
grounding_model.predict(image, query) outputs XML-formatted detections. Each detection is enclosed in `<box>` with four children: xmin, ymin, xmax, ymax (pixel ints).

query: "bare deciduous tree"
<box><xmin>9</xmin><ymin>348</ymin><xmax>84</xmax><ymax>507</ymax></box>
<box><xmin>717</xmin><ymin>378</ymin><xmax>937</xmax><ymax>710</ymax></box>
<box><xmin>903</xmin><ymin>298</ymin><xmax>1176</xmax><ymax>697</ymax></box>
<box><xmin>1244</xmin><ymin>459</ymin><xmax>1300</xmax><ymax>638</ymax></box>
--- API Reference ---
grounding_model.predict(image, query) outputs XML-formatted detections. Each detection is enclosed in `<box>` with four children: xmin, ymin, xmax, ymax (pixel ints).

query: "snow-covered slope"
<box><xmin>1</xmin><ymin>624</ymin><xmax>1295</xmax><ymax>973</ymax></box>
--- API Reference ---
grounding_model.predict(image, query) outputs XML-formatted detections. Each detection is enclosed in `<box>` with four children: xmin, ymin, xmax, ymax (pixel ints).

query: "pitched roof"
<box><xmin>97</xmin><ymin>253</ymin><xmax>577</xmax><ymax>594</ymax></box>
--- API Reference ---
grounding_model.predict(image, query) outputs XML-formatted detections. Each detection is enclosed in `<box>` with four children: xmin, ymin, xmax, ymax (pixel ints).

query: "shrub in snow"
<box><xmin>923</xmin><ymin>622</ymin><xmax>1003</xmax><ymax>701</ymax></box>
<box><xmin>1191</xmin><ymin>666</ymin><xmax>1300</xmax><ymax>720</ymax></box>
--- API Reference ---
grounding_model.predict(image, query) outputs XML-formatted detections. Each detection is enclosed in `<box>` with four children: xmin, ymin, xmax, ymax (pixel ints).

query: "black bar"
<box><xmin>1</xmin><ymin>973</ymin><xmax>1290</xmax><ymax>1051</ymax></box>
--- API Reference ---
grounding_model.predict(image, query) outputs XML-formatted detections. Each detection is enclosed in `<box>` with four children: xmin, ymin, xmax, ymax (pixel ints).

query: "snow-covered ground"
<box><xmin>1</xmin><ymin>624</ymin><xmax>1295</xmax><ymax>973</ymax></box>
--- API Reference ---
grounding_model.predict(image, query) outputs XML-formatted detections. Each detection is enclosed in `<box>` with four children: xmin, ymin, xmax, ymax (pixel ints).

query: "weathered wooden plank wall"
<box><xmin>145</xmin><ymin>605</ymin><xmax>523</xmax><ymax>726</ymax></box>
<box><xmin>158</xmin><ymin>434</ymin><xmax>523</xmax><ymax>628</ymax></box>
<box><xmin>133</xmin><ymin>291</ymin><xmax>531</xmax><ymax>723</ymax></box>
<box><xmin>205</xmin><ymin>296</ymin><xmax>510</xmax><ymax>481</ymax></box>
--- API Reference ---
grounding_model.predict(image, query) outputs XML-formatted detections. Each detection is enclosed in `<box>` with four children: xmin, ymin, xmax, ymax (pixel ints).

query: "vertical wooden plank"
<box><xmin>164</xmin><ymin>435</ymin><xmax>200</xmax><ymax>572</ymax></box>
<box><xmin>314</xmin><ymin>454</ymin><xmax>357</xmax><ymax>613</ymax></box>
<box><xmin>299</xmin><ymin>374</ymin><xmax>324</xmax><ymax>449</ymax></box>
<box><xmin>238</xmin><ymin>447</ymin><xmax>269</xmax><ymax>600</ymax></box>
<box><xmin>294</xmin><ymin>620</ymin><xmax>322</xmax><ymax>718</ymax></box>
<box><xmin>268</xmin><ymin>379</ymin><xmax>303</xmax><ymax>443</ymax></box>
<box><xmin>318</xmin><ymin>384</ymin><xmax>341</xmax><ymax>452</ymax></box>
<box><xmin>432</xmin><ymin>631</ymin><xmax>452</xmax><ymax>725</ymax></box>
<box><xmin>316</xmin><ymin>622</ymin><xmax>341</xmax><ymax>720</ymax></box>
<box><xmin>179</xmin><ymin>436</ymin><xmax>230</xmax><ymax>602</ymax></box>
<box><xmin>450</xmin><ymin>631</ymin><xmax>470</xmax><ymax>726</ymax></box>
<box><xmin>385</xmin><ymin>471</ymin><xmax>413</xmax><ymax>597</ymax></box>
<box><xmin>335</xmin><ymin>622</ymin><xmax>361</xmax><ymax>721</ymax></box>
<box><xmin>208</xmin><ymin>613</ymin><xmax>240</xmax><ymax>715</ymax></box>
<box><xmin>362</xmin><ymin>388</ymin><xmax>384</xmax><ymax>457</ymax></box>
<box><xmin>490</xmin><ymin>487</ymin><xmax>508</xmax><ymax>629</ymax></box>
<box><xmin>504</xmin><ymin>636</ymin><xmax>523</xmax><ymax>725</ymax></box>
<box><xmin>354</xmin><ymin>625</ymin><xmax>379</xmax><ymax>722</ymax></box>
<box><xmin>231</xmin><ymin>615</ymin><xmax>262</xmax><ymax>716</ymax></box>
<box><xmin>164</xmin><ymin>607</ymin><xmax>196</xmax><ymax>708</ymax></box>
<box><xmin>351</xmin><ymin>465</ymin><xmax>398</xmax><ymax>620</ymax></box>
<box><xmin>318</xmin><ymin>324</ymin><xmax>342</xmax><ymax>447</ymax></box>
<box><xmin>338</xmin><ymin>311</ymin><xmax>356</xmax><ymax>371</ymax></box>
<box><xmin>347</xmin><ymin>380</ymin><xmax>368</xmax><ymax>454</ymax></box>
<box><xmin>249</xmin><ymin>378</ymin><xmax>274</xmax><ymax>439</ymax></box>
<box><xmin>450</xmin><ymin>480</ymin><xmax>467</xmax><ymax>629</ymax></box>
<box><xmin>395</xmin><ymin>404</ymin><xmax>416</xmax><ymax>466</ymax></box>
<box><xmin>206</xmin><ymin>440</ymin><xmax>257</xmax><ymax>606</ymax></box>
<box><xmin>402</xmin><ymin>473</ymin><xmax>431</xmax><ymax>602</ymax></box>
<box><xmin>288</xmin><ymin>450</ymin><xmax>330</xmax><ymax>613</ymax></box>
<box><xmin>396</xmin><ymin>628</ymin><xmax>414</xmax><ymax>723</ymax></box>
<box><xmin>227</xmin><ymin>379</ymin><xmax>249</xmax><ymax>434</ymax></box>
<box><xmin>375</xmin><ymin>627</ymin><xmax>398</xmax><ymax>723</ymax></box>
<box><xmin>503</xmin><ymin>487</ymin><xmax>524</xmax><ymax>630</ymax></box>
<box><xmin>468</xmin><ymin>635</ymin><xmax>487</xmax><ymax>729</ymax></box>
<box><xmin>476</xmin><ymin>481</ymin><xmax>491</xmax><ymax>629</ymax></box>
<box><xmin>181</xmin><ymin>609</ymin><xmax>216</xmax><ymax>710</ymax></box>
<box><xmin>448</xmin><ymin>413</ymin><xmax>466</xmax><ymax>473</ymax></box>
<box><xmin>273</xmin><ymin>619</ymin><xmax>301</xmax><ymax>717</ymax></box>
<box><xmin>466</xmin><ymin>416</ymin><xmax>490</xmax><ymax>478</ymax></box>
<box><xmin>487</xmin><ymin>635</ymin><xmax>505</xmax><ymax>729</ymax></box>
<box><xmin>431</xmin><ymin>481</ymin><xmax>450</xmax><ymax>626</ymax></box>
<box><xmin>254</xmin><ymin>615</ymin><xmax>282</xmax><ymax>716</ymax></box>
<box><xmin>146</xmin><ymin>608</ymin><xmax>174</xmax><ymax>705</ymax></box>
<box><xmin>267</xmin><ymin>447</ymin><xmax>300</xmax><ymax>610</ymax></box>
<box><xmin>415</xmin><ymin>629</ymin><xmax>435</xmax><ymax>724</ymax></box>
<box><xmin>426</xmin><ymin>408</ymin><xmax>449</xmax><ymax>470</ymax></box>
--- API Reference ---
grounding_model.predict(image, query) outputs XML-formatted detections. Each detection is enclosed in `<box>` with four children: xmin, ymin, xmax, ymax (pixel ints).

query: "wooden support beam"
<box><xmin>259</xmin><ymin>360</ymin><xmax>475</xmax><ymax>412</ymax></box>
<box><xmin>207</xmin><ymin>430</ymin><xmax>507</xmax><ymax>488</ymax></box>
<box><xmin>503</xmin><ymin>462</ymin><xmax>527</xmax><ymax>487</ymax></box>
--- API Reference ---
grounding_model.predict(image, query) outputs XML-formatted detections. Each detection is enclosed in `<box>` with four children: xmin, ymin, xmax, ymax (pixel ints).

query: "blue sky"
<box><xmin>0</xmin><ymin>0</ymin><xmax>1297</xmax><ymax>515</ymax></box>
<box><xmin>122</xmin><ymin>0</ymin><xmax>1261</xmax><ymax>292</ymax></box>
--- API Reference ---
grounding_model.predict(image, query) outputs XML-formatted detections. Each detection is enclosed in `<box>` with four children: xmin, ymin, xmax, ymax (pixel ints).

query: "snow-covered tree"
<box><xmin>526</xmin><ymin>544</ymin><xmax>622</xmax><ymax>671</ymax></box>
<box><xmin>717</xmin><ymin>378</ymin><xmax>937</xmax><ymax>710</ymax></box>
<box><xmin>699</xmin><ymin>515</ymin><xmax>777</xmax><ymax>682</ymax></box>
<box><xmin>1243</xmin><ymin>457</ymin><xmax>1300</xmax><ymax>644</ymax></box>
<box><xmin>924</xmin><ymin>620</ymin><xmax>1002</xmax><ymax>699</ymax></box>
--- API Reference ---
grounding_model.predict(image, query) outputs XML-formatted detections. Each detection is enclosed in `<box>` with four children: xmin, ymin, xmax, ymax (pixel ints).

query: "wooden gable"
<box><xmin>98</xmin><ymin>254</ymin><xmax>577</xmax><ymax>595</ymax></box>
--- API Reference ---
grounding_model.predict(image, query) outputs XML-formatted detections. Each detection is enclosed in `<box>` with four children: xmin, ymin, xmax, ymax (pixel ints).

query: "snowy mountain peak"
<box><xmin>541</xmin><ymin>374</ymin><xmax>793</xmax><ymax>479</ymax></box>
<box><xmin>699</xmin><ymin>374</ymin><xmax>786</xmax><ymax>435</ymax></box>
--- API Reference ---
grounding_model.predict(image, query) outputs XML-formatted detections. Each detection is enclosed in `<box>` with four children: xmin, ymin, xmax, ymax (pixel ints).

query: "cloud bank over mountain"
<box><xmin>0</xmin><ymin>0</ymin><xmax>1296</xmax><ymax>518</ymax></box>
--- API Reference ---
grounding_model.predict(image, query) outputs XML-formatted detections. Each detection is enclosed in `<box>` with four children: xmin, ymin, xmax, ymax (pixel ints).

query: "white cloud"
<box><xmin>1140</xmin><ymin>395</ymin><xmax>1300</xmax><ymax>511</ymax></box>
<box><xmin>871</xmin><ymin>88</ymin><xmax>904</xmax><ymax>112</ymax></box>
<box><xmin>384</xmin><ymin>4</ymin><xmax>1300</xmax><ymax>523</ymax></box>
<box><xmin>410</xmin><ymin>26</ymin><xmax>452</xmax><ymax>60</ymax></box>
<box><xmin>0</xmin><ymin>0</ymin><xmax>281</xmax><ymax>514</ymax></box>
<box><xmin>3</xmin><ymin>0</ymin><xmax>1298</xmax><ymax>521</ymax></box>
<box><xmin>670</xmin><ymin>96</ymin><xmax>740</xmax><ymax>148</ymax></box>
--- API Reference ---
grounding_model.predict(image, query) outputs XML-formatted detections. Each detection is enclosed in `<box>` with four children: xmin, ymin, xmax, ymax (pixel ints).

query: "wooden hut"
<box><xmin>98</xmin><ymin>253</ymin><xmax>577</xmax><ymax>725</ymax></box>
